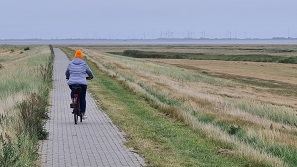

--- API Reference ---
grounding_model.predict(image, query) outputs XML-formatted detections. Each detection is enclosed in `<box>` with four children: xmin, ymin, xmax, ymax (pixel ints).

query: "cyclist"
<box><xmin>65</xmin><ymin>50</ymin><xmax>93</xmax><ymax>119</ymax></box>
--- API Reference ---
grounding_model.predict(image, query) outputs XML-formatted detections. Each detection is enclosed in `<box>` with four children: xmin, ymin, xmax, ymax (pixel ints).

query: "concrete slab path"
<box><xmin>40</xmin><ymin>48</ymin><xmax>145</xmax><ymax>167</ymax></box>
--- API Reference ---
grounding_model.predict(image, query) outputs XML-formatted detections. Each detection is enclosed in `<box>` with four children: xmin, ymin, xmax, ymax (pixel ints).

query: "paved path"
<box><xmin>40</xmin><ymin>48</ymin><xmax>145</xmax><ymax>167</ymax></box>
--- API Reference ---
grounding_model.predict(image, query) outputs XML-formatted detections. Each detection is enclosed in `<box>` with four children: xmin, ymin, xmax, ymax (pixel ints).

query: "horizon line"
<box><xmin>0</xmin><ymin>37</ymin><xmax>296</xmax><ymax>41</ymax></box>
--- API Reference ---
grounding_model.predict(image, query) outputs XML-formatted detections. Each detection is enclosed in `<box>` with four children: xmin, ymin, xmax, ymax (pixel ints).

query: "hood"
<box><xmin>71</xmin><ymin>58</ymin><xmax>86</xmax><ymax>65</ymax></box>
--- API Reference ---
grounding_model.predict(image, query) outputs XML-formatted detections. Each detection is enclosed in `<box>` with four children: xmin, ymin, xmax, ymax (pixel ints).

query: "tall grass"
<box><xmin>61</xmin><ymin>46</ymin><xmax>297</xmax><ymax>166</ymax></box>
<box><xmin>103</xmin><ymin>52</ymin><xmax>239</xmax><ymax>87</ymax></box>
<box><xmin>81</xmin><ymin>49</ymin><xmax>291</xmax><ymax>166</ymax></box>
<box><xmin>0</xmin><ymin>45</ymin><xmax>53</xmax><ymax>166</ymax></box>
<box><xmin>234</xmin><ymin>99</ymin><xmax>297</xmax><ymax>126</ymax></box>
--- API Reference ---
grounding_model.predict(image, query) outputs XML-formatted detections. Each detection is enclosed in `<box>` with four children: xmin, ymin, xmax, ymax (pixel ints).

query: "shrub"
<box><xmin>24</xmin><ymin>47</ymin><xmax>30</xmax><ymax>51</ymax></box>
<box><xmin>19</xmin><ymin>93</ymin><xmax>49</xmax><ymax>140</ymax></box>
<box><xmin>228</xmin><ymin>125</ymin><xmax>241</xmax><ymax>135</ymax></box>
<box><xmin>0</xmin><ymin>142</ymin><xmax>18</xmax><ymax>167</ymax></box>
<box><xmin>121</xmin><ymin>50</ymin><xmax>297</xmax><ymax>64</ymax></box>
<box><xmin>122</xmin><ymin>50</ymin><xmax>185</xmax><ymax>59</ymax></box>
<box><xmin>278</xmin><ymin>57</ymin><xmax>297</xmax><ymax>64</ymax></box>
<box><xmin>0</xmin><ymin>133</ymin><xmax>39</xmax><ymax>167</ymax></box>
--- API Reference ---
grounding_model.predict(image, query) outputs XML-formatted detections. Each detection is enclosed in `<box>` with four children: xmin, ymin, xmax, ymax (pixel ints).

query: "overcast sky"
<box><xmin>1</xmin><ymin>0</ymin><xmax>296</xmax><ymax>39</ymax></box>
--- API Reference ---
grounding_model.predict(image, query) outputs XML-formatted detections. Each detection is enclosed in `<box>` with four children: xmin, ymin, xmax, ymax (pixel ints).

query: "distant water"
<box><xmin>1</xmin><ymin>39</ymin><xmax>297</xmax><ymax>45</ymax></box>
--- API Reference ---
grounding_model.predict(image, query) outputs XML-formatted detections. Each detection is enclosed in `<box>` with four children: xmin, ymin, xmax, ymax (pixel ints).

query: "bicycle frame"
<box><xmin>67</xmin><ymin>77</ymin><xmax>92</xmax><ymax>124</ymax></box>
<box><xmin>73</xmin><ymin>93</ymin><xmax>80</xmax><ymax>110</ymax></box>
<box><xmin>72</xmin><ymin>85</ymin><xmax>82</xmax><ymax>124</ymax></box>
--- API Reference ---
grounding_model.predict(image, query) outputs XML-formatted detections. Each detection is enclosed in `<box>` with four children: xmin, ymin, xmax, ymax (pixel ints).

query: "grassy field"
<box><xmin>62</xmin><ymin>45</ymin><xmax>297</xmax><ymax>167</ymax></box>
<box><xmin>117</xmin><ymin>49</ymin><xmax>297</xmax><ymax>63</ymax></box>
<box><xmin>0</xmin><ymin>45</ymin><xmax>53</xmax><ymax>166</ymax></box>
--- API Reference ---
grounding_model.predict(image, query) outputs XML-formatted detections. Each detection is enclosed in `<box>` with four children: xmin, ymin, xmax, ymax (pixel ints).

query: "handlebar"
<box><xmin>66</xmin><ymin>77</ymin><xmax>93</xmax><ymax>80</ymax></box>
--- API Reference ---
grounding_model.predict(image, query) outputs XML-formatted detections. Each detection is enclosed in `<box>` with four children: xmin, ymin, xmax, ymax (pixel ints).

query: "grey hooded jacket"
<box><xmin>65</xmin><ymin>58</ymin><xmax>93</xmax><ymax>85</ymax></box>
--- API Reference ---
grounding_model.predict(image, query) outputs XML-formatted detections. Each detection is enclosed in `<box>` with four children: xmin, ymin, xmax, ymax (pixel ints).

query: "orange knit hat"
<box><xmin>74</xmin><ymin>50</ymin><xmax>83</xmax><ymax>58</ymax></box>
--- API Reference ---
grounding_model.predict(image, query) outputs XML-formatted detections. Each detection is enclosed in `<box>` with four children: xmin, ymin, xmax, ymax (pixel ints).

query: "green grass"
<box><xmin>268</xmin><ymin>145</ymin><xmax>297</xmax><ymax>167</ymax></box>
<box><xmin>235</xmin><ymin>100</ymin><xmax>297</xmax><ymax>126</ymax></box>
<box><xmin>84</xmin><ymin>55</ymin><xmax>267</xmax><ymax>167</ymax></box>
<box><xmin>114</xmin><ymin>50</ymin><xmax>297</xmax><ymax>64</ymax></box>
<box><xmin>61</xmin><ymin>46</ymin><xmax>294</xmax><ymax>166</ymax></box>
<box><xmin>0</xmin><ymin>132</ymin><xmax>39</xmax><ymax>167</ymax></box>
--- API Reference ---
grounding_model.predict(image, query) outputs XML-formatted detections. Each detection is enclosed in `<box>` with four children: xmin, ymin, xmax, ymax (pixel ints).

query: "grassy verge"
<box><xmin>0</xmin><ymin>45</ymin><xmax>53</xmax><ymax>166</ymax></box>
<box><xmin>113</xmin><ymin>50</ymin><xmax>297</xmax><ymax>64</ymax></box>
<box><xmin>61</xmin><ymin>47</ymin><xmax>285</xmax><ymax>166</ymax></box>
<box><xmin>88</xmin><ymin>47</ymin><xmax>297</xmax><ymax>166</ymax></box>
<box><xmin>86</xmin><ymin>57</ymin><xmax>256</xmax><ymax>167</ymax></box>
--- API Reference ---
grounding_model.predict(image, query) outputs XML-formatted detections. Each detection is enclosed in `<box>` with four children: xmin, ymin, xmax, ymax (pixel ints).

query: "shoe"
<box><xmin>82</xmin><ymin>113</ymin><xmax>87</xmax><ymax>120</ymax></box>
<box><xmin>70</xmin><ymin>101</ymin><xmax>74</xmax><ymax>108</ymax></box>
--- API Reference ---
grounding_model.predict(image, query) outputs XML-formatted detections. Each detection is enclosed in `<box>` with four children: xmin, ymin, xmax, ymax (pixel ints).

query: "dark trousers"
<box><xmin>69</xmin><ymin>84</ymin><xmax>87</xmax><ymax>113</ymax></box>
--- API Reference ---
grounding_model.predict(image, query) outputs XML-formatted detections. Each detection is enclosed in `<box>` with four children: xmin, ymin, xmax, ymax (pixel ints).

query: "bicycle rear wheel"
<box><xmin>74</xmin><ymin>114</ymin><xmax>78</xmax><ymax>124</ymax></box>
<box><xmin>74</xmin><ymin>109</ymin><xmax>78</xmax><ymax>124</ymax></box>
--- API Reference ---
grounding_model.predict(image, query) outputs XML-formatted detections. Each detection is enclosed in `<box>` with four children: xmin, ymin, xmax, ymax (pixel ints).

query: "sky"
<box><xmin>0</xmin><ymin>0</ymin><xmax>297</xmax><ymax>39</ymax></box>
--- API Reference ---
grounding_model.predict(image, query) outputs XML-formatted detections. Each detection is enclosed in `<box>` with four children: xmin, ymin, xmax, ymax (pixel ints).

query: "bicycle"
<box><xmin>67</xmin><ymin>77</ymin><xmax>92</xmax><ymax>124</ymax></box>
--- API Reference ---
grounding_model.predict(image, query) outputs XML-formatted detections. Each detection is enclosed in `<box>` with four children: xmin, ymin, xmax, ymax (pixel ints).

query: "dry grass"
<box><xmin>147</xmin><ymin>59</ymin><xmax>297</xmax><ymax>85</ymax></box>
<box><xmin>71</xmin><ymin>45</ymin><xmax>297</xmax><ymax>166</ymax></box>
<box><xmin>0</xmin><ymin>45</ymin><xmax>52</xmax><ymax>166</ymax></box>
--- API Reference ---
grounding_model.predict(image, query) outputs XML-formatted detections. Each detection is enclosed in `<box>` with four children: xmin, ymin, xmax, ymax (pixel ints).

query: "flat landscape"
<box><xmin>2</xmin><ymin>44</ymin><xmax>297</xmax><ymax>166</ymax></box>
<box><xmin>63</xmin><ymin>44</ymin><xmax>297</xmax><ymax>166</ymax></box>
